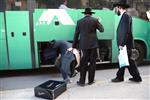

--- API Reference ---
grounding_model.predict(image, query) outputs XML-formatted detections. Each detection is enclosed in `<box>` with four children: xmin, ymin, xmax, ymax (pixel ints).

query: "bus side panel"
<box><xmin>94</xmin><ymin>10</ymin><xmax>115</xmax><ymax>39</ymax></box>
<box><xmin>33</xmin><ymin>9</ymin><xmax>78</xmax><ymax>67</ymax></box>
<box><xmin>111</xmin><ymin>15</ymin><xmax>120</xmax><ymax>63</ymax></box>
<box><xmin>5</xmin><ymin>11</ymin><xmax>32</xmax><ymax>69</ymax></box>
<box><xmin>0</xmin><ymin>40</ymin><xmax>8</xmax><ymax>70</ymax></box>
<box><xmin>0</xmin><ymin>12</ymin><xmax>8</xmax><ymax>70</ymax></box>
<box><xmin>132</xmin><ymin>17</ymin><xmax>150</xmax><ymax>61</ymax></box>
<box><xmin>133</xmin><ymin>18</ymin><xmax>149</xmax><ymax>41</ymax></box>
<box><xmin>76</xmin><ymin>9</ymin><xmax>115</xmax><ymax>39</ymax></box>
<box><xmin>112</xmin><ymin>15</ymin><xmax>150</xmax><ymax>63</ymax></box>
<box><xmin>0</xmin><ymin>13</ymin><xmax>5</xmax><ymax>39</ymax></box>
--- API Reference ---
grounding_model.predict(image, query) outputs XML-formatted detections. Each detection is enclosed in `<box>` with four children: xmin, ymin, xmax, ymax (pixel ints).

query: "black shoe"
<box><xmin>111</xmin><ymin>77</ymin><xmax>124</xmax><ymax>82</ymax></box>
<box><xmin>88</xmin><ymin>81</ymin><xmax>95</xmax><ymax>85</ymax></box>
<box><xmin>77</xmin><ymin>81</ymin><xmax>85</xmax><ymax>86</ymax></box>
<box><xmin>129</xmin><ymin>77</ymin><xmax>142</xmax><ymax>82</ymax></box>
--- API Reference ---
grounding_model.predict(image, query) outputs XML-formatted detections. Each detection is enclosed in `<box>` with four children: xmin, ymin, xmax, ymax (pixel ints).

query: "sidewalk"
<box><xmin>0</xmin><ymin>67</ymin><xmax>150</xmax><ymax>100</ymax></box>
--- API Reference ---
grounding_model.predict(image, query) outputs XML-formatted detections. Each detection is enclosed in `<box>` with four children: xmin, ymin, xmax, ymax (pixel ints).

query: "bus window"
<box><xmin>6</xmin><ymin>0</ymin><xmax>27</xmax><ymax>11</ymax></box>
<box><xmin>35</xmin><ymin>0</ymin><xmax>62</xmax><ymax>9</ymax></box>
<box><xmin>0</xmin><ymin>0</ymin><xmax>6</xmax><ymax>12</ymax></box>
<box><xmin>146</xmin><ymin>11</ymin><xmax>150</xmax><ymax>21</ymax></box>
<box><xmin>139</xmin><ymin>11</ymin><xmax>149</xmax><ymax>21</ymax></box>
<box><xmin>35</xmin><ymin>0</ymin><xmax>84</xmax><ymax>9</ymax></box>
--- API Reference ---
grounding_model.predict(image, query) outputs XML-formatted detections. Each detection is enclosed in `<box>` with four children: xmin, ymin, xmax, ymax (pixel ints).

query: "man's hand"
<box><xmin>97</xmin><ymin>17</ymin><xmax>101</xmax><ymax>22</ymax></box>
<box><xmin>67</xmin><ymin>47</ymin><xmax>75</xmax><ymax>52</ymax></box>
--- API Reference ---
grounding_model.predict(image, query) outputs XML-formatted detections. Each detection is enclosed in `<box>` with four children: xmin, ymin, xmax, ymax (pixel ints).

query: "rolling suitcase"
<box><xmin>34</xmin><ymin>80</ymin><xmax>67</xmax><ymax>100</ymax></box>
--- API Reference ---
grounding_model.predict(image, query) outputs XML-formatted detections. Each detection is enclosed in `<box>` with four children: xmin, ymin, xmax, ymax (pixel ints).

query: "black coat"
<box><xmin>73</xmin><ymin>16</ymin><xmax>104</xmax><ymax>49</ymax></box>
<box><xmin>117</xmin><ymin>12</ymin><xmax>134</xmax><ymax>49</ymax></box>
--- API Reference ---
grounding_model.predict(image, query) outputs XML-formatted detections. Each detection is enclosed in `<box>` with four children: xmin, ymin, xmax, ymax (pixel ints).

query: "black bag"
<box><xmin>34</xmin><ymin>80</ymin><xmax>67</xmax><ymax>100</ymax></box>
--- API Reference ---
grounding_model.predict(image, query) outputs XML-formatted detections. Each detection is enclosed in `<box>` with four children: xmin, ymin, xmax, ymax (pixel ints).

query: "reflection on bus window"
<box><xmin>35</xmin><ymin>0</ymin><xmax>61</xmax><ymax>9</ymax></box>
<box><xmin>146</xmin><ymin>11</ymin><xmax>150</xmax><ymax>21</ymax></box>
<box><xmin>7</xmin><ymin>0</ymin><xmax>27</xmax><ymax>11</ymax></box>
<box><xmin>35</xmin><ymin>0</ymin><xmax>84</xmax><ymax>9</ymax></box>
<box><xmin>139</xmin><ymin>12</ymin><xmax>149</xmax><ymax>21</ymax></box>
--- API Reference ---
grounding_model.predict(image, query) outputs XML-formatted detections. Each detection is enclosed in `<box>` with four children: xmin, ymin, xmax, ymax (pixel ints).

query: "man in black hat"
<box><xmin>72</xmin><ymin>7</ymin><xmax>104</xmax><ymax>86</ymax></box>
<box><xmin>111</xmin><ymin>0</ymin><xmax>142</xmax><ymax>82</ymax></box>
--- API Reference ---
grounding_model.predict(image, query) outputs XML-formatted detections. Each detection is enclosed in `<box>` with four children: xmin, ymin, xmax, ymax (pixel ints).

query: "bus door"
<box><xmin>0</xmin><ymin>12</ymin><xmax>9</xmax><ymax>70</ymax></box>
<box><xmin>5</xmin><ymin>11</ymin><xmax>32</xmax><ymax>69</ymax></box>
<box><xmin>0</xmin><ymin>0</ymin><xmax>9</xmax><ymax>70</ymax></box>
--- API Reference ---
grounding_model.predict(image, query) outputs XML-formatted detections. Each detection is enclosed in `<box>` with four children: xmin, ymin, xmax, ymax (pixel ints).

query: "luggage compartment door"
<box><xmin>6</xmin><ymin>11</ymin><xmax>32</xmax><ymax>69</ymax></box>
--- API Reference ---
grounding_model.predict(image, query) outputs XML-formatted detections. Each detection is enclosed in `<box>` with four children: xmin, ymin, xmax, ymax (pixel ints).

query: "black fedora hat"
<box><xmin>113</xmin><ymin>0</ymin><xmax>130</xmax><ymax>8</ymax></box>
<box><xmin>82</xmin><ymin>7</ymin><xmax>95</xmax><ymax>14</ymax></box>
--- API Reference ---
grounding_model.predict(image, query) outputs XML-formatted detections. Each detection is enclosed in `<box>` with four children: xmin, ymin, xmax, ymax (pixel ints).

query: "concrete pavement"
<box><xmin>0</xmin><ymin>65</ymin><xmax>150</xmax><ymax>100</ymax></box>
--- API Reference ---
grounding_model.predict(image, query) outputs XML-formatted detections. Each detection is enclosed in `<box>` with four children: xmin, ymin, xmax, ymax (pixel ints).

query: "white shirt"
<box><xmin>59</xmin><ymin>4</ymin><xmax>69</xmax><ymax>9</ymax></box>
<box><xmin>120</xmin><ymin>10</ymin><xmax>126</xmax><ymax>19</ymax></box>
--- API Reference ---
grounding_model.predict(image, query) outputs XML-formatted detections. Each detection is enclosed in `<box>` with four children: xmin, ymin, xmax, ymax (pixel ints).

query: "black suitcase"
<box><xmin>34</xmin><ymin>80</ymin><xmax>67</xmax><ymax>100</ymax></box>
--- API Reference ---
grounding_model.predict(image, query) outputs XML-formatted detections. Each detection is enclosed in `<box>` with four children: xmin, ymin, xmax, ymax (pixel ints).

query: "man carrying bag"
<box><xmin>111</xmin><ymin>0</ymin><xmax>142</xmax><ymax>82</ymax></box>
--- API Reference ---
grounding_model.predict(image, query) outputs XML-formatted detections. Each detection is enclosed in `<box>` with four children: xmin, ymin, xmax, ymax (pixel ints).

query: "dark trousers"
<box><xmin>116</xmin><ymin>49</ymin><xmax>141</xmax><ymax>78</ymax></box>
<box><xmin>79</xmin><ymin>48</ymin><xmax>97</xmax><ymax>84</ymax></box>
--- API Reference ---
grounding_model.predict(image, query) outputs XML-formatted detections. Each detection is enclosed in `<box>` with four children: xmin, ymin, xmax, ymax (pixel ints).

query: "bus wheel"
<box><xmin>134</xmin><ymin>42</ymin><xmax>145</xmax><ymax>65</ymax></box>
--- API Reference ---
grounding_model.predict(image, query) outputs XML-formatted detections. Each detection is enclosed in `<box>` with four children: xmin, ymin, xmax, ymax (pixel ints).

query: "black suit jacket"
<box><xmin>117</xmin><ymin>12</ymin><xmax>134</xmax><ymax>49</ymax></box>
<box><xmin>73</xmin><ymin>16</ymin><xmax>104</xmax><ymax>49</ymax></box>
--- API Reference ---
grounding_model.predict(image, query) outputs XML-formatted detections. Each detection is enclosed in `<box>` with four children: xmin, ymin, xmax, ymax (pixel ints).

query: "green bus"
<box><xmin>0</xmin><ymin>0</ymin><xmax>150</xmax><ymax>70</ymax></box>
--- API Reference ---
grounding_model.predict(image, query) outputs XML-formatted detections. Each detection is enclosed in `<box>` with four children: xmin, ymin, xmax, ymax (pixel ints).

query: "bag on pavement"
<box><xmin>34</xmin><ymin>80</ymin><xmax>67</xmax><ymax>100</ymax></box>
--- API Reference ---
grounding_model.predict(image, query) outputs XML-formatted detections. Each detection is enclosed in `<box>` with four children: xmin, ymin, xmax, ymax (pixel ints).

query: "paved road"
<box><xmin>0</xmin><ymin>64</ymin><xmax>150</xmax><ymax>100</ymax></box>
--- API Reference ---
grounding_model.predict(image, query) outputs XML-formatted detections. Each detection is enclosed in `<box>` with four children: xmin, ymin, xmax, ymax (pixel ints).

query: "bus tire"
<box><xmin>134</xmin><ymin>42</ymin><xmax>145</xmax><ymax>65</ymax></box>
